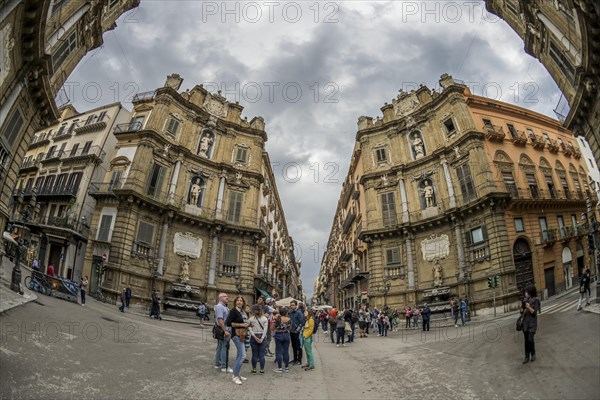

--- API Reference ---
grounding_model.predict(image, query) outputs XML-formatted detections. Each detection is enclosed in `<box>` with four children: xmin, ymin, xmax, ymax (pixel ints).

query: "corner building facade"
<box><xmin>85</xmin><ymin>74</ymin><xmax>299</xmax><ymax>312</ymax></box>
<box><xmin>320</xmin><ymin>74</ymin><xmax>596</xmax><ymax>314</ymax></box>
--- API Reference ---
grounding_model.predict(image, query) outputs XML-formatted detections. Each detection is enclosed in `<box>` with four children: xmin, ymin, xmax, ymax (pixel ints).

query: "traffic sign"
<box><xmin>361</xmin><ymin>289</ymin><xmax>368</xmax><ymax>296</ymax></box>
<box><xmin>102</xmin><ymin>253</ymin><xmax>107</xmax><ymax>262</ymax></box>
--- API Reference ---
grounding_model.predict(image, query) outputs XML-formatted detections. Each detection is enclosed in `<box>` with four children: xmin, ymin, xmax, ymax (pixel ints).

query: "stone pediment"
<box><xmin>203</xmin><ymin>92</ymin><xmax>228</xmax><ymax>118</ymax></box>
<box><xmin>134</xmin><ymin>104</ymin><xmax>153</xmax><ymax>112</ymax></box>
<box><xmin>393</xmin><ymin>91</ymin><xmax>421</xmax><ymax>118</ymax></box>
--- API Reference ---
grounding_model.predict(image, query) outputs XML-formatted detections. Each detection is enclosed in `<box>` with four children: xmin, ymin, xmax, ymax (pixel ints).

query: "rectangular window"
<box><xmin>375</xmin><ymin>148</ymin><xmax>387</xmax><ymax>163</ymax></box>
<box><xmin>69</xmin><ymin>143</ymin><xmax>79</xmax><ymax>157</ymax></box>
<box><xmin>55</xmin><ymin>124</ymin><xmax>67</xmax><ymax>138</ymax></box>
<box><xmin>557</xmin><ymin>215</ymin><xmax>565</xmax><ymax>238</ymax></box>
<box><xmin>147</xmin><ymin>164</ymin><xmax>165</xmax><ymax>197</ymax></box>
<box><xmin>539</xmin><ymin>217</ymin><xmax>549</xmax><ymax>240</ymax></box>
<box><xmin>55</xmin><ymin>173</ymin><xmax>68</xmax><ymax>191</ymax></box>
<box><xmin>456</xmin><ymin>164</ymin><xmax>476</xmax><ymax>201</ymax></box>
<box><xmin>236</xmin><ymin>146</ymin><xmax>248</xmax><ymax>164</ymax></box>
<box><xmin>46</xmin><ymin>145</ymin><xmax>57</xmax><ymax>159</ymax></box>
<box><xmin>35</xmin><ymin>177</ymin><xmax>45</xmax><ymax>191</ymax></box>
<box><xmin>560</xmin><ymin>176</ymin><xmax>570</xmax><ymax>199</ymax></box>
<box><xmin>51</xmin><ymin>0</ymin><xmax>69</xmax><ymax>14</ymax></box>
<box><xmin>514</xmin><ymin>218</ymin><xmax>524</xmax><ymax>232</ymax></box>
<box><xmin>1</xmin><ymin>107</ymin><xmax>24</xmax><ymax>148</ymax></box>
<box><xmin>526</xmin><ymin>173</ymin><xmax>539</xmax><ymax>199</ymax></box>
<box><xmin>482</xmin><ymin>118</ymin><xmax>493</xmax><ymax>128</ymax></box>
<box><xmin>386</xmin><ymin>247</ymin><xmax>401</xmax><ymax>266</ymax></box>
<box><xmin>443</xmin><ymin>118</ymin><xmax>456</xmax><ymax>136</ymax></box>
<box><xmin>549</xmin><ymin>41</ymin><xmax>575</xmax><ymax>82</ymax></box>
<box><xmin>97</xmin><ymin>111</ymin><xmax>108</xmax><ymax>122</ymax></box>
<box><xmin>52</xmin><ymin>30</ymin><xmax>77</xmax><ymax>71</ymax></box>
<box><xmin>165</xmin><ymin>117</ymin><xmax>180</xmax><ymax>136</ymax></box>
<box><xmin>470</xmin><ymin>226</ymin><xmax>485</xmax><ymax>244</ymax></box>
<box><xmin>135</xmin><ymin>221</ymin><xmax>154</xmax><ymax>257</ymax></box>
<box><xmin>380</xmin><ymin>192</ymin><xmax>397</xmax><ymax>227</ymax></box>
<box><xmin>43</xmin><ymin>175</ymin><xmax>56</xmax><ymax>192</ymax></box>
<box><xmin>81</xmin><ymin>141</ymin><xmax>92</xmax><ymax>155</ymax></box>
<box><xmin>545</xmin><ymin>175</ymin><xmax>557</xmax><ymax>199</ymax></box>
<box><xmin>108</xmin><ymin>170</ymin><xmax>122</xmax><ymax>190</ymax></box>
<box><xmin>502</xmin><ymin>171</ymin><xmax>519</xmax><ymax>198</ymax></box>
<box><xmin>226</xmin><ymin>191</ymin><xmax>243</xmax><ymax>223</ymax></box>
<box><xmin>222</xmin><ymin>243</ymin><xmax>239</xmax><ymax>271</ymax></box>
<box><xmin>66</xmin><ymin>172</ymin><xmax>83</xmax><ymax>191</ymax></box>
<box><xmin>97</xmin><ymin>215</ymin><xmax>113</xmax><ymax>241</ymax></box>
<box><xmin>507</xmin><ymin>123</ymin><xmax>518</xmax><ymax>138</ymax></box>
<box><xmin>84</xmin><ymin>114</ymin><xmax>97</xmax><ymax>126</ymax></box>
<box><xmin>67</xmin><ymin>120</ymin><xmax>78</xmax><ymax>134</ymax></box>
<box><xmin>573</xmin><ymin>177</ymin><xmax>582</xmax><ymax>198</ymax></box>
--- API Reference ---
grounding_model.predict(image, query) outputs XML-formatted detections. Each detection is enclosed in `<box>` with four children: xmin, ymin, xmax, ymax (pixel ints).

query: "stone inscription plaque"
<box><xmin>174</xmin><ymin>232</ymin><xmax>202</xmax><ymax>259</ymax></box>
<box><xmin>420</xmin><ymin>234</ymin><xmax>450</xmax><ymax>261</ymax></box>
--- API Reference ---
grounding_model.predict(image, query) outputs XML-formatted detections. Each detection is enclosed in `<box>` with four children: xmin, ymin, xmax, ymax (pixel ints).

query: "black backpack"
<box><xmin>351</xmin><ymin>312</ymin><xmax>359</xmax><ymax>324</ymax></box>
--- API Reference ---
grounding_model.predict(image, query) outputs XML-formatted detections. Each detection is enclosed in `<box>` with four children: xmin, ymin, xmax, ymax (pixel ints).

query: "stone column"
<box><xmin>455</xmin><ymin>221</ymin><xmax>466</xmax><ymax>281</ymax></box>
<box><xmin>215</xmin><ymin>174</ymin><xmax>226</xmax><ymax>219</ymax></box>
<box><xmin>208</xmin><ymin>233</ymin><xmax>219</xmax><ymax>287</ymax></box>
<box><xmin>155</xmin><ymin>215</ymin><xmax>170</xmax><ymax>276</ymax></box>
<box><xmin>167</xmin><ymin>159</ymin><xmax>182</xmax><ymax>204</ymax></box>
<box><xmin>283</xmin><ymin>275</ymin><xmax>287</xmax><ymax>298</ymax></box>
<box><xmin>406</xmin><ymin>234</ymin><xmax>415</xmax><ymax>289</ymax></box>
<box><xmin>441</xmin><ymin>158</ymin><xmax>456</xmax><ymax>208</ymax></box>
<box><xmin>399</xmin><ymin>177</ymin><xmax>409</xmax><ymax>223</ymax></box>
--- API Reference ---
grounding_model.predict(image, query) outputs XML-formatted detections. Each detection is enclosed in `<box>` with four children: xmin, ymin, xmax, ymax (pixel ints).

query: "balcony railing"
<box><xmin>508</xmin><ymin>130</ymin><xmax>528</xmax><ymax>146</ymax></box>
<box><xmin>20</xmin><ymin>159</ymin><xmax>40</xmax><ymax>172</ymax></box>
<box><xmin>541</xmin><ymin>228</ymin><xmax>557</xmax><ymax>245</ymax></box>
<box><xmin>342</xmin><ymin>212</ymin><xmax>356</xmax><ymax>234</ymax></box>
<box><xmin>483</xmin><ymin>124</ymin><xmax>505</xmax><ymax>141</ymax></box>
<box><xmin>530</xmin><ymin>134</ymin><xmax>546</xmax><ymax>150</ymax></box>
<box><xmin>42</xmin><ymin>216</ymin><xmax>89</xmax><ymax>237</ymax></box>
<box><xmin>114</xmin><ymin>121</ymin><xmax>143</xmax><ymax>134</ymax></box>
<box><xmin>36</xmin><ymin>185</ymin><xmax>78</xmax><ymax>198</ymax></box>
<box><xmin>75</xmin><ymin>121</ymin><xmax>107</xmax><ymax>135</ymax></box>
<box><xmin>131</xmin><ymin>241</ymin><xmax>153</xmax><ymax>258</ymax></box>
<box><xmin>28</xmin><ymin>134</ymin><xmax>51</xmax><ymax>149</ymax></box>
<box><xmin>43</xmin><ymin>149</ymin><xmax>63</xmax><ymax>162</ymax></box>
<box><xmin>546</xmin><ymin>139</ymin><xmax>559</xmax><ymax>153</ymax></box>
<box><xmin>62</xmin><ymin>145</ymin><xmax>106</xmax><ymax>162</ymax></box>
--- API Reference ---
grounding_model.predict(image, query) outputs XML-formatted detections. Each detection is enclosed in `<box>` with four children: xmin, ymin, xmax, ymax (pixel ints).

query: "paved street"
<box><xmin>1</xmin><ymin>288</ymin><xmax>599</xmax><ymax>400</ymax></box>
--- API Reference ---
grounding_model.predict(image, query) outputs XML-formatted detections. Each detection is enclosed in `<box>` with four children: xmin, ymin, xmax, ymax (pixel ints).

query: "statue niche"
<box><xmin>420</xmin><ymin>178</ymin><xmax>436</xmax><ymax>209</ymax></box>
<box><xmin>410</xmin><ymin>131</ymin><xmax>426</xmax><ymax>160</ymax></box>
<box><xmin>188</xmin><ymin>176</ymin><xmax>205</xmax><ymax>207</ymax></box>
<box><xmin>197</xmin><ymin>128</ymin><xmax>215</xmax><ymax>158</ymax></box>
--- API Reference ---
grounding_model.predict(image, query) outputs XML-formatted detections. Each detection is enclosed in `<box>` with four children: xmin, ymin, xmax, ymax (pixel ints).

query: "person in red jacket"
<box><xmin>47</xmin><ymin>264</ymin><xmax>55</xmax><ymax>277</ymax></box>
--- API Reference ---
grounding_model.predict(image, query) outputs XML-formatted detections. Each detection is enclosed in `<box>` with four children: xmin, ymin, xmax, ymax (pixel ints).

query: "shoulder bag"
<box><xmin>516</xmin><ymin>312</ymin><xmax>524</xmax><ymax>332</ymax></box>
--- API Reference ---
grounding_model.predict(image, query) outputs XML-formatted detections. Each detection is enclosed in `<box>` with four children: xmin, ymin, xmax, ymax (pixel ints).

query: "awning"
<box><xmin>257</xmin><ymin>288</ymin><xmax>272</xmax><ymax>299</ymax></box>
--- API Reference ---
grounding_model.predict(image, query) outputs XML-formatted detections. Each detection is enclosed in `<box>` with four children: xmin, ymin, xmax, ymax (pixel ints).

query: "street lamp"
<box><xmin>7</xmin><ymin>188</ymin><xmax>40</xmax><ymax>293</ymax></box>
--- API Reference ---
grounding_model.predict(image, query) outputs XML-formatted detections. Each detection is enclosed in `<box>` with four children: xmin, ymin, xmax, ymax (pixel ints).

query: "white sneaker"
<box><xmin>342</xmin><ymin>344</ymin><xmax>347</xmax><ymax>347</ymax></box>
<box><xmin>455</xmin><ymin>324</ymin><xmax>458</xmax><ymax>328</ymax></box>
<box><xmin>221</xmin><ymin>368</ymin><xmax>233</xmax><ymax>373</ymax></box>
<box><xmin>336</xmin><ymin>344</ymin><xmax>339</xmax><ymax>347</ymax></box>
<box><xmin>214</xmin><ymin>366</ymin><xmax>221</xmax><ymax>369</ymax></box>
<box><xmin>239</xmin><ymin>376</ymin><xmax>247</xmax><ymax>381</ymax></box>
<box><xmin>233</xmin><ymin>377</ymin><xmax>242</xmax><ymax>385</ymax></box>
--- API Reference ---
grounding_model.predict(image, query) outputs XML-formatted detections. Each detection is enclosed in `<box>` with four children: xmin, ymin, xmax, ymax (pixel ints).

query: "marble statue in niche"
<box><xmin>198</xmin><ymin>128</ymin><xmax>215</xmax><ymax>158</ymax></box>
<box><xmin>180</xmin><ymin>256</ymin><xmax>190</xmax><ymax>284</ymax></box>
<box><xmin>433</xmin><ymin>259</ymin><xmax>443</xmax><ymax>287</ymax></box>
<box><xmin>420</xmin><ymin>179</ymin><xmax>436</xmax><ymax>208</ymax></box>
<box><xmin>411</xmin><ymin>131</ymin><xmax>426</xmax><ymax>159</ymax></box>
<box><xmin>188</xmin><ymin>176</ymin><xmax>205</xmax><ymax>207</ymax></box>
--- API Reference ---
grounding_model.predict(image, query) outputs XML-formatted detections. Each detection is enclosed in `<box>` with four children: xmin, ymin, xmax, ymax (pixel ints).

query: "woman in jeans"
<box><xmin>302</xmin><ymin>309</ymin><xmax>315</xmax><ymax>370</ymax></box>
<box><xmin>272</xmin><ymin>307</ymin><xmax>292</xmax><ymax>373</ymax></box>
<box><xmin>336</xmin><ymin>310</ymin><xmax>346</xmax><ymax>347</ymax></box>
<box><xmin>225</xmin><ymin>296</ymin><xmax>251</xmax><ymax>385</ymax></box>
<box><xmin>248</xmin><ymin>304</ymin><xmax>268</xmax><ymax>374</ymax></box>
<box><xmin>521</xmin><ymin>285</ymin><xmax>540</xmax><ymax>364</ymax></box>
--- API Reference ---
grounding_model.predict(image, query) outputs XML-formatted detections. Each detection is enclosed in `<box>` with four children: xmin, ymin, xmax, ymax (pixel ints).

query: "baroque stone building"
<box><xmin>85</xmin><ymin>74</ymin><xmax>299</xmax><ymax>312</ymax></box>
<box><xmin>9</xmin><ymin>102</ymin><xmax>129</xmax><ymax>280</ymax></box>
<box><xmin>0</xmin><ymin>0</ymin><xmax>139</xmax><ymax>257</ymax></box>
<box><xmin>318</xmin><ymin>74</ymin><xmax>596</xmax><ymax>314</ymax></box>
<box><xmin>484</xmin><ymin>0</ymin><xmax>600</xmax><ymax>164</ymax></box>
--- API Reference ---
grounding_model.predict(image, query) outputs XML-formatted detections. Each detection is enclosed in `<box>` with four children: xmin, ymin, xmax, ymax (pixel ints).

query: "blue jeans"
<box><xmin>80</xmin><ymin>289</ymin><xmax>86</xmax><ymax>304</ymax></box>
<box><xmin>231</xmin><ymin>336</ymin><xmax>246</xmax><ymax>377</ymax></box>
<box><xmin>250</xmin><ymin>336</ymin><xmax>267</xmax><ymax>370</ymax></box>
<box><xmin>274</xmin><ymin>332</ymin><xmax>290</xmax><ymax>368</ymax></box>
<box><xmin>215</xmin><ymin>339</ymin><xmax>228</xmax><ymax>368</ymax></box>
<box><xmin>461</xmin><ymin>310</ymin><xmax>467</xmax><ymax>325</ymax></box>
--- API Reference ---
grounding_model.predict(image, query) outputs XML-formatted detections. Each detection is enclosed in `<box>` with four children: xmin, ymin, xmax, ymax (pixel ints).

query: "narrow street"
<box><xmin>1</xmin><ymin>289</ymin><xmax>598</xmax><ymax>399</ymax></box>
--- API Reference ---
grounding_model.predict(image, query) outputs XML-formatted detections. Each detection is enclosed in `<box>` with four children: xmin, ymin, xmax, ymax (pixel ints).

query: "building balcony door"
<box><xmin>513</xmin><ymin>239</ymin><xmax>534</xmax><ymax>293</ymax></box>
<box><xmin>545</xmin><ymin>267</ymin><xmax>556</xmax><ymax>297</ymax></box>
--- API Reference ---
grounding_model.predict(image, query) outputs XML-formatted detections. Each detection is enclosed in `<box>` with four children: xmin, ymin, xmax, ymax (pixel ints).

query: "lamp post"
<box><xmin>8</xmin><ymin>188</ymin><xmax>40</xmax><ymax>293</ymax></box>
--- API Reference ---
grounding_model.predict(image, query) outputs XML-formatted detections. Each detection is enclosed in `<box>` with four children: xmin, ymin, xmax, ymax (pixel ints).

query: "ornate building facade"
<box><xmin>485</xmin><ymin>0</ymin><xmax>600</xmax><ymax>164</ymax></box>
<box><xmin>9</xmin><ymin>102</ymin><xmax>129</xmax><ymax>280</ymax></box>
<box><xmin>0</xmin><ymin>0</ymin><xmax>139</xmax><ymax>257</ymax></box>
<box><xmin>318</xmin><ymin>74</ymin><xmax>596</xmax><ymax>314</ymax></box>
<box><xmin>85</xmin><ymin>74</ymin><xmax>299</xmax><ymax>312</ymax></box>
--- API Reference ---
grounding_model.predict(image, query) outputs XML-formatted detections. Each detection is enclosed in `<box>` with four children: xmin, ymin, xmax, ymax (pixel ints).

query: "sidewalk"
<box><xmin>0</xmin><ymin>255</ymin><xmax>38</xmax><ymax>314</ymax></box>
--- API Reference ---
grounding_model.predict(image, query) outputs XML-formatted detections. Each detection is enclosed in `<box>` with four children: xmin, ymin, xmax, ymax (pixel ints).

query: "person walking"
<box><xmin>302</xmin><ymin>309</ymin><xmax>315</xmax><ymax>371</ymax></box>
<box><xmin>421</xmin><ymin>303</ymin><xmax>431</xmax><ymax>331</ymax></box>
<box><xmin>197</xmin><ymin>302</ymin><xmax>207</xmax><ymax>327</ymax></box>
<box><xmin>149</xmin><ymin>289</ymin><xmax>162</xmax><ymax>320</ymax></box>
<box><xmin>226</xmin><ymin>296</ymin><xmax>250</xmax><ymax>385</ymax></box>
<box><xmin>328</xmin><ymin>308</ymin><xmax>337</xmax><ymax>343</ymax></box>
<box><xmin>248</xmin><ymin>304</ymin><xmax>268</xmax><ymax>374</ymax></box>
<box><xmin>451</xmin><ymin>299</ymin><xmax>459</xmax><ymax>327</ymax></box>
<box><xmin>577</xmin><ymin>268</ymin><xmax>591</xmax><ymax>311</ymax></box>
<box><xmin>412</xmin><ymin>306</ymin><xmax>420</xmax><ymax>328</ymax></box>
<box><xmin>460</xmin><ymin>296</ymin><xmax>468</xmax><ymax>326</ymax></box>
<box><xmin>381</xmin><ymin>313</ymin><xmax>390</xmax><ymax>336</ymax></box>
<box><xmin>335</xmin><ymin>310</ymin><xmax>346</xmax><ymax>347</ymax></box>
<box><xmin>118</xmin><ymin>288</ymin><xmax>127</xmax><ymax>312</ymax></box>
<box><xmin>405</xmin><ymin>307</ymin><xmax>412</xmax><ymax>329</ymax></box>
<box><xmin>80</xmin><ymin>276</ymin><xmax>88</xmax><ymax>306</ymax></box>
<box><xmin>289</xmin><ymin>300</ymin><xmax>305</xmax><ymax>365</ymax></box>
<box><xmin>125</xmin><ymin>287</ymin><xmax>132</xmax><ymax>308</ymax></box>
<box><xmin>358</xmin><ymin>305</ymin><xmax>368</xmax><ymax>338</ymax></box>
<box><xmin>214</xmin><ymin>293</ymin><xmax>232</xmax><ymax>373</ymax></box>
<box><xmin>272</xmin><ymin>307</ymin><xmax>292</xmax><ymax>373</ymax></box>
<box><xmin>521</xmin><ymin>285</ymin><xmax>540</xmax><ymax>364</ymax></box>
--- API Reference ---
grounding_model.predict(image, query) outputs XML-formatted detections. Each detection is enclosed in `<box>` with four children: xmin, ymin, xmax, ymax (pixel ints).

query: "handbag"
<box><xmin>580</xmin><ymin>285</ymin><xmax>586</xmax><ymax>293</ymax></box>
<box><xmin>212</xmin><ymin>324</ymin><xmax>225</xmax><ymax>340</ymax></box>
<box><xmin>515</xmin><ymin>314</ymin><xmax>524</xmax><ymax>332</ymax></box>
<box><xmin>344</xmin><ymin>321</ymin><xmax>352</xmax><ymax>334</ymax></box>
<box><xmin>236</xmin><ymin>327</ymin><xmax>248</xmax><ymax>341</ymax></box>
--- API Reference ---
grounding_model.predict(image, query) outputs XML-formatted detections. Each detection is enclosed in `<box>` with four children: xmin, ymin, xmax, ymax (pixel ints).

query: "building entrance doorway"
<box><xmin>513</xmin><ymin>239</ymin><xmax>534</xmax><ymax>293</ymax></box>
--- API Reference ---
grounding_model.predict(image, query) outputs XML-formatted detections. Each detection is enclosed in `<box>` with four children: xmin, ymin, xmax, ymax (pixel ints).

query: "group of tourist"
<box><xmin>213</xmin><ymin>293</ymin><xmax>316</xmax><ymax>385</ymax></box>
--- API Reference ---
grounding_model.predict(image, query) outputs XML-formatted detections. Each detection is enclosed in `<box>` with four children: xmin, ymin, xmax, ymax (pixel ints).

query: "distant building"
<box><xmin>485</xmin><ymin>0</ymin><xmax>600</xmax><ymax>168</ymax></box>
<box><xmin>10</xmin><ymin>102</ymin><xmax>129</xmax><ymax>280</ymax></box>
<box><xmin>1</xmin><ymin>0</ymin><xmax>140</xmax><ymax>258</ymax></box>
<box><xmin>319</xmin><ymin>74</ymin><xmax>596</xmax><ymax>314</ymax></box>
<box><xmin>86</xmin><ymin>74</ymin><xmax>299</xmax><ymax>311</ymax></box>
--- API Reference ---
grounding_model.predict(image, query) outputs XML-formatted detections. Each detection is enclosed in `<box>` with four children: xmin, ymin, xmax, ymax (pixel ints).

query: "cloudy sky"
<box><xmin>67</xmin><ymin>1</ymin><xmax>562</xmax><ymax>299</ymax></box>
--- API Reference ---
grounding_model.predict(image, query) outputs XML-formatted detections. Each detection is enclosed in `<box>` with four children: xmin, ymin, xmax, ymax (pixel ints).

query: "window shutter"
<box><xmin>481</xmin><ymin>225</ymin><xmax>488</xmax><ymax>240</ymax></box>
<box><xmin>137</xmin><ymin>221</ymin><xmax>154</xmax><ymax>244</ymax></box>
<box><xmin>465</xmin><ymin>230</ymin><xmax>472</xmax><ymax>246</ymax></box>
<box><xmin>98</xmin><ymin>215</ymin><xmax>113</xmax><ymax>241</ymax></box>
